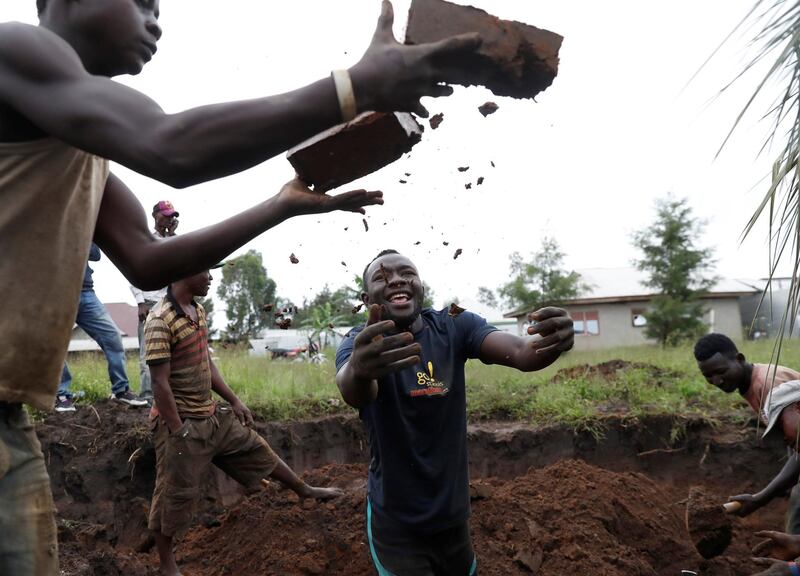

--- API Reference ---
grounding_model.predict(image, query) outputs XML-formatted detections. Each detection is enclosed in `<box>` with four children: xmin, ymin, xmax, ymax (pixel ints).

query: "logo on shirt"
<box><xmin>411</xmin><ymin>361</ymin><xmax>450</xmax><ymax>397</ymax></box>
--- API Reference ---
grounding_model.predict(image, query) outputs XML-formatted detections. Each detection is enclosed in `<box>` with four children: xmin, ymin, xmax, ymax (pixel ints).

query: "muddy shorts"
<box><xmin>787</xmin><ymin>483</ymin><xmax>800</xmax><ymax>534</ymax></box>
<box><xmin>0</xmin><ymin>402</ymin><xmax>59</xmax><ymax>576</ymax></box>
<box><xmin>366</xmin><ymin>499</ymin><xmax>478</xmax><ymax>576</ymax></box>
<box><xmin>148</xmin><ymin>405</ymin><xmax>280</xmax><ymax>537</ymax></box>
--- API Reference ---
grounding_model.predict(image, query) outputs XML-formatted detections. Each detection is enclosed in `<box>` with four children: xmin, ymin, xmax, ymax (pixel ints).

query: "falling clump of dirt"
<box><xmin>478</xmin><ymin>101</ymin><xmax>499</xmax><ymax>116</ymax></box>
<box><xmin>552</xmin><ymin>359</ymin><xmax>681</xmax><ymax>384</ymax></box>
<box><xmin>449</xmin><ymin>302</ymin><xmax>466</xmax><ymax>316</ymax></box>
<box><xmin>686</xmin><ymin>486</ymin><xmax>733</xmax><ymax>559</ymax></box>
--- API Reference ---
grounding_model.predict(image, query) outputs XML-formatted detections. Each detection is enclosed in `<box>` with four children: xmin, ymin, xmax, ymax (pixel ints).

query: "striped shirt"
<box><xmin>144</xmin><ymin>289</ymin><xmax>213</xmax><ymax>417</ymax></box>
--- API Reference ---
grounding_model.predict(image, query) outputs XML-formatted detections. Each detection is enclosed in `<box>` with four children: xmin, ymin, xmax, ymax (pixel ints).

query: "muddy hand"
<box><xmin>232</xmin><ymin>400</ymin><xmax>254</xmax><ymax>427</ymax></box>
<box><xmin>349</xmin><ymin>304</ymin><xmax>420</xmax><ymax>380</ymax></box>
<box><xmin>752</xmin><ymin>531</ymin><xmax>800</xmax><ymax>561</ymax></box>
<box><xmin>750</xmin><ymin>558</ymin><xmax>795</xmax><ymax>576</ymax></box>
<box><xmin>527</xmin><ymin>307</ymin><xmax>574</xmax><ymax>354</ymax></box>
<box><xmin>349</xmin><ymin>0</ymin><xmax>482</xmax><ymax>117</ymax></box>
<box><xmin>728</xmin><ymin>493</ymin><xmax>764</xmax><ymax>517</ymax></box>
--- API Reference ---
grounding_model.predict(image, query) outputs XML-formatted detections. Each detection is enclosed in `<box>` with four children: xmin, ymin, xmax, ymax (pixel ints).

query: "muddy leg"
<box><xmin>266</xmin><ymin>459</ymin><xmax>343</xmax><ymax>500</ymax></box>
<box><xmin>154</xmin><ymin>532</ymin><xmax>182</xmax><ymax>576</ymax></box>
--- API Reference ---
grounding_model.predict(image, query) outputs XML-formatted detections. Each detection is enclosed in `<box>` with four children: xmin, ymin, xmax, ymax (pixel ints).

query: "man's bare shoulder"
<box><xmin>0</xmin><ymin>22</ymin><xmax>83</xmax><ymax>84</ymax></box>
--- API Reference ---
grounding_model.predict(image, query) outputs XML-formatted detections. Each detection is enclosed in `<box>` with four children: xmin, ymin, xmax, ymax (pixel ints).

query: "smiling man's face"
<box><xmin>362</xmin><ymin>252</ymin><xmax>424</xmax><ymax>329</ymax></box>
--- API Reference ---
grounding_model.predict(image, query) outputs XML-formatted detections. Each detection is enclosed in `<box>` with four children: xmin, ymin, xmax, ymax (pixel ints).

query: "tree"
<box><xmin>421</xmin><ymin>281</ymin><xmax>436</xmax><ymax>309</ymax></box>
<box><xmin>478</xmin><ymin>237</ymin><xmax>585</xmax><ymax>312</ymax></box>
<box><xmin>216</xmin><ymin>250</ymin><xmax>276</xmax><ymax>341</ymax></box>
<box><xmin>633</xmin><ymin>196</ymin><xmax>717</xmax><ymax>347</ymax></box>
<box><xmin>294</xmin><ymin>284</ymin><xmax>357</xmax><ymax>327</ymax></box>
<box><xmin>300</xmin><ymin>301</ymin><xmax>350</xmax><ymax>349</ymax></box>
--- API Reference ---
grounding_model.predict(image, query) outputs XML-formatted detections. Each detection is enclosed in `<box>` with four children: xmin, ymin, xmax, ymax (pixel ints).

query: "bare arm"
<box><xmin>729</xmin><ymin>449</ymin><xmax>800</xmax><ymax>516</ymax></box>
<box><xmin>209</xmin><ymin>359</ymin><xmax>238</xmax><ymax>407</ymax></box>
<box><xmin>479</xmin><ymin>307</ymin><xmax>574</xmax><ymax>371</ymax></box>
<box><xmin>94</xmin><ymin>173</ymin><xmax>382</xmax><ymax>289</ymax></box>
<box><xmin>336</xmin><ymin>305</ymin><xmax>420</xmax><ymax>409</ymax></box>
<box><xmin>0</xmin><ymin>5</ymin><xmax>479</xmax><ymax>188</ymax></box>
<box><xmin>150</xmin><ymin>361</ymin><xmax>182</xmax><ymax>433</ymax></box>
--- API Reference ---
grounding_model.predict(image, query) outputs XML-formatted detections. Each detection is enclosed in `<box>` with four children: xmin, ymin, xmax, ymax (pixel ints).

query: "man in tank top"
<box><xmin>0</xmin><ymin>1</ymin><xmax>483</xmax><ymax>574</ymax></box>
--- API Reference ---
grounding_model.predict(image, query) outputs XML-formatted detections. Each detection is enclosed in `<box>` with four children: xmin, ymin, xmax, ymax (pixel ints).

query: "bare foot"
<box><xmin>299</xmin><ymin>485</ymin><xmax>344</xmax><ymax>500</ymax></box>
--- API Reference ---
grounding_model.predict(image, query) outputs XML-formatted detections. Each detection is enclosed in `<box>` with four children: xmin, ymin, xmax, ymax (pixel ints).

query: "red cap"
<box><xmin>153</xmin><ymin>200</ymin><xmax>179</xmax><ymax>217</ymax></box>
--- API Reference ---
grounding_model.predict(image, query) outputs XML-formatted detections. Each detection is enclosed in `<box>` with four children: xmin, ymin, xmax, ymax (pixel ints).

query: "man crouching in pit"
<box><xmin>144</xmin><ymin>268</ymin><xmax>341</xmax><ymax>575</ymax></box>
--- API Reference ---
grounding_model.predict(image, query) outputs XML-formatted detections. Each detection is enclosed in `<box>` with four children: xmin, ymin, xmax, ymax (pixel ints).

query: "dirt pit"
<box><xmin>41</xmin><ymin>401</ymin><xmax>787</xmax><ymax>575</ymax></box>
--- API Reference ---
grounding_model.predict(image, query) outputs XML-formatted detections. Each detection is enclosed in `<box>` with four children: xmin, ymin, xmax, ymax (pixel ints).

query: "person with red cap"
<box><xmin>130</xmin><ymin>201</ymin><xmax>181</xmax><ymax>401</ymax></box>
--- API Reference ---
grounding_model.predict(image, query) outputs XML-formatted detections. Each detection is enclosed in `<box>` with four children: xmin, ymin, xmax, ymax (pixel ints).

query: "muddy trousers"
<box><xmin>0</xmin><ymin>403</ymin><xmax>59</xmax><ymax>575</ymax></box>
<box><xmin>786</xmin><ymin>484</ymin><xmax>800</xmax><ymax>534</ymax></box>
<box><xmin>366</xmin><ymin>499</ymin><xmax>477</xmax><ymax>576</ymax></box>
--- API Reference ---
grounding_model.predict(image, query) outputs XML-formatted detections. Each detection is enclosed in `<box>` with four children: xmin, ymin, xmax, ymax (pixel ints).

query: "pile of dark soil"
<box><xmin>177</xmin><ymin>459</ymin><xmax>765</xmax><ymax>576</ymax></box>
<box><xmin>553</xmin><ymin>358</ymin><xmax>682</xmax><ymax>385</ymax></box>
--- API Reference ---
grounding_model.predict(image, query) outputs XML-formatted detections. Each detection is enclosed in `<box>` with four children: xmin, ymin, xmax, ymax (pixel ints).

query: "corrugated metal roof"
<box><xmin>503</xmin><ymin>267</ymin><xmax>761</xmax><ymax>318</ymax></box>
<box><xmin>575</xmin><ymin>267</ymin><xmax>758</xmax><ymax>299</ymax></box>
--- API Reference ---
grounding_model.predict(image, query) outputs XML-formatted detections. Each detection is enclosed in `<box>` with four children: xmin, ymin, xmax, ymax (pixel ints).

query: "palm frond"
<box><xmin>718</xmin><ymin>1</ymin><xmax>800</xmax><ymax>360</ymax></box>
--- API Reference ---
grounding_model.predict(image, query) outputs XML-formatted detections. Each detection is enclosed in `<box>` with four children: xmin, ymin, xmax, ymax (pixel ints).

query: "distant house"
<box><xmin>503</xmin><ymin>268</ymin><xmax>760</xmax><ymax>351</ymax></box>
<box><xmin>738</xmin><ymin>277</ymin><xmax>800</xmax><ymax>339</ymax></box>
<box><xmin>68</xmin><ymin>302</ymin><xmax>140</xmax><ymax>352</ymax></box>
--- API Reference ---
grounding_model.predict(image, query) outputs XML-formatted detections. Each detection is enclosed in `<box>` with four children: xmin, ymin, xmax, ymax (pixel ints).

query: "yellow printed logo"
<box><xmin>412</xmin><ymin>361</ymin><xmax>449</xmax><ymax>397</ymax></box>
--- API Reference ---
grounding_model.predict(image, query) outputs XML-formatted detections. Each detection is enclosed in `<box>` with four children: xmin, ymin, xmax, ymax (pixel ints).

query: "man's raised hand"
<box><xmin>348</xmin><ymin>304</ymin><xmax>421</xmax><ymax>380</ymax></box>
<box><xmin>275</xmin><ymin>178</ymin><xmax>383</xmax><ymax>215</ymax></box>
<box><xmin>349</xmin><ymin>0</ymin><xmax>482</xmax><ymax>118</ymax></box>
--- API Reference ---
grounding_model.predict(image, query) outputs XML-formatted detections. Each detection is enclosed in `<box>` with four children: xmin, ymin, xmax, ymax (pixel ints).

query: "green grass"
<box><xmin>62</xmin><ymin>339</ymin><xmax>799</xmax><ymax>425</ymax></box>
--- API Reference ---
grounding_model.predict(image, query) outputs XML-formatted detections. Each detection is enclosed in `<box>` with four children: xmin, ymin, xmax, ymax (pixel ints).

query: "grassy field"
<box><xmin>63</xmin><ymin>339</ymin><xmax>798</xmax><ymax>425</ymax></box>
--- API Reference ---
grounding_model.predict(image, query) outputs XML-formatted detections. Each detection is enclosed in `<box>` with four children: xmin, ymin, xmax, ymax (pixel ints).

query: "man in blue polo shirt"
<box><xmin>335</xmin><ymin>249</ymin><xmax>574</xmax><ymax>575</ymax></box>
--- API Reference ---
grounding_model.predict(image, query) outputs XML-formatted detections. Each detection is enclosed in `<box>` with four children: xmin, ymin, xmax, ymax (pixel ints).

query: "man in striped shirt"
<box><xmin>145</xmin><ymin>269</ymin><xmax>341</xmax><ymax>576</ymax></box>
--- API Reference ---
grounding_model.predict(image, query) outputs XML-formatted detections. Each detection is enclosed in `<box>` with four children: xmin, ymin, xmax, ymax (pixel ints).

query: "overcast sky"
<box><xmin>4</xmin><ymin>0</ymin><xmax>785</xmax><ymax>322</ymax></box>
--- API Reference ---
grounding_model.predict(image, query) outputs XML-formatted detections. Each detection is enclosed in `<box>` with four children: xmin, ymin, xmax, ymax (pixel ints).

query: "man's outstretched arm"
<box><xmin>728</xmin><ymin>451</ymin><xmax>800</xmax><ymax>517</ymax></box>
<box><xmin>479</xmin><ymin>307</ymin><xmax>574</xmax><ymax>372</ymax></box>
<box><xmin>94</xmin><ymin>173</ymin><xmax>383</xmax><ymax>290</ymax></box>
<box><xmin>0</xmin><ymin>2</ymin><xmax>480</xmax><ymax>188</ymax></box>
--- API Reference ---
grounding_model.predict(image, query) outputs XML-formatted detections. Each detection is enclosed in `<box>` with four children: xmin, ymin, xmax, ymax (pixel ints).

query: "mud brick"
<box><xmin>287</xmin><ymin>112</ymin><xmax>423</xmax><ymax>193</ymax></box>
<box><xmin>405</xmin><ymin>0</ymin><xmax>562</xmax><ymax>99</ymax></box>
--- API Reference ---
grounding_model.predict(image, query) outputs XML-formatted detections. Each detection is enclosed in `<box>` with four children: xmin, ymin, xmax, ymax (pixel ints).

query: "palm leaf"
<box><xmin>719</xmin><ymin>1</ymin><xmax>800</xmax><ymax>368</ymax></box>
